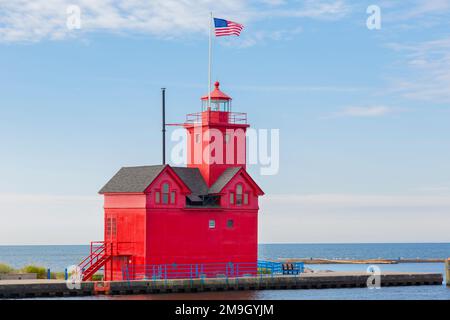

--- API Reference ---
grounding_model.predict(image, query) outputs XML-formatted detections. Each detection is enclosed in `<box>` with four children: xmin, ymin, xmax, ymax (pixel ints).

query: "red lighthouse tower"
<box><xmin>186</xmin><ymin>81</ymin><xmax>249</xmax><ymax>186</ymax></box>
<box><xmin>78</xmin><ymin>82</ymin><xmax>264</xmax><ymax>281</ymax></box>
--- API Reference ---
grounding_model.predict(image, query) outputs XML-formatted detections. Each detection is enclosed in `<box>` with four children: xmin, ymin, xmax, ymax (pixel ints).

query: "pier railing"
<box><xmin>121</xmin><ymin>261</ymin><xmax>304</xmax><ymax>281</ymax></box>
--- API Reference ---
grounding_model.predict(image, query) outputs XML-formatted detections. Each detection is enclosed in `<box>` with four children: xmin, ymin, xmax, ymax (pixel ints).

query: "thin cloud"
<box><xmin>263</xmin><ymin>193</ymin><xmax>450</xmax><ymax>209</ymax></box>
<box><xmin>415</xmin><ymin>184</ymin><xmax>450</xmax><ymax>194</ymax></box>
<box><xmin>259</xmin><ymin>0</ymin><xmax>286</xmax><ymax>6</ymax></box>
<box><xmin>0</xmin><ymin>0</ymin><xmax>351</xmax><ymax>43</ymax></box>
<box><xmin>263</xmin><ymin>0</ymin><xmax>351</xmax><ymax>19</ymax></box>
<box><xmin>382</xmin><ymin>0</ymin><xmax>450</xmax><ymax>21</ymax></box>
<box><xmin>259</xmin><ymin>193</ymin><xmax>450</xmax><ymax>243</ymax></box>
<box><xmin>333</xmin><ymin>106</ymin><xmax>393</xmax><ymax>118</ymax></box>
<box><xmin>220</xmin><ymin>27</ymin><xmax>303</xmax><ymax>48</ymax></box>
<box><xmin>0</xmin><ymin>0</ymin><xmax>245</xmax><ymax>42</ymax></box>
<box><xmin>404</xmin><ymin>0</ymin><xmax>450</xmax><ymax>18</ymax></box>
<box><xmin>386</xmin><ymin>37</ymin><xmax>450</xmax><ymax>103</ymax></box>
<box><xmin>230</xmin><ymin>84</ymin><xmax>367</xmax><ymax>93</ymax></box>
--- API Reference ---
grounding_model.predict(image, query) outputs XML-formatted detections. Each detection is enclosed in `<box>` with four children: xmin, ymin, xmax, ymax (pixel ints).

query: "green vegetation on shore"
<box><xmin>0</xmin><ymin>263</ymin><xmax>14</xmax><ymax>274</ymax></box>
<box><xmin>21</xmin><ymin>265</ymin><xmax>48</xmax><ymax>279</ymax></box>
<box><xmin>257</xmin><ymin>268</ymin><xmax>272</xmax><ymax>275</ymax></box>
<box><xmin>91</xmin><ymin>274</ymin><xmax>104</xmax><ymax>281</ymax></box>
<box><xmin>0</xmin><ymin>263</ymin><xmax>102</xmax><ymax>280</ymax></box>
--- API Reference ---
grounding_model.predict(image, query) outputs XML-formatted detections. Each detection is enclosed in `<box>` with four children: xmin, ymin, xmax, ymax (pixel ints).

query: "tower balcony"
<box><xmin>185</xmin><ymin>111</ymin><xmax>247</xmax><ymax>126</ymax></box>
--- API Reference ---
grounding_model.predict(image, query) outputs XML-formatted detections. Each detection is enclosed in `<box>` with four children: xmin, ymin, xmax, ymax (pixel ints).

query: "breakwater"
<box><xmin>279</xmin><ymin>258</ymin><xmax>444</xmax><ymax>264</ymax></box>
<box><xmin>0</xmin><ymin>271</ymin><xmax>443</xmax><ymax>299</ymax></box>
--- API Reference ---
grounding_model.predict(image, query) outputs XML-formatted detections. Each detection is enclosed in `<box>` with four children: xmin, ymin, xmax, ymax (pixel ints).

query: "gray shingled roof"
<box><xmin>208</xmin><ymin>167</ymin><xmax>241</xmax><ymax>194</ymax></box>
<box><xmin>99</xmin><ymin>165</ymin><xmax>166</xmax><ymax>193</ymax></box>
<box><xmin>187</xmin><ymin>194</ymin><xmax>203</xmax><ymax>202</ymax></box>
<box><xmin>99</xmin><ymin>165</ymin><xmax>209</xmax><ymax>195</ymax></box>
<box><xmin>172</xmin><ymin>167</ymin><xmax>208</xmax><ymax>195</ymax></box>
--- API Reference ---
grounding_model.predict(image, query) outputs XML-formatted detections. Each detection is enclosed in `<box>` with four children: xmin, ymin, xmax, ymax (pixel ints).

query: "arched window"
<box><xmin>230</xmin><ymin>184</ymin><xmax>250</xmax><ymax>206</ymax></box>
<box><xmin>156</xmin><ymin>182</ymin><xmax>176</xmax><ymax>205</ymax></box>
<box><xmin>162</xmin><ymin>183</ymin><xmax>169</xmax><ymax>204</ymax></box>
<box><xmin>236</xmin><ymin>184</ymin><xmax>243</xmax><ymax>205</ymax></box>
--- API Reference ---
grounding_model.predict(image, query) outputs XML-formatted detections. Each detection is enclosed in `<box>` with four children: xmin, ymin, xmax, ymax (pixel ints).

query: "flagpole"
<box><xmin>208</xmin><ymin>12</ymin><xmax>212</xmax><ymax>111</ymax></box>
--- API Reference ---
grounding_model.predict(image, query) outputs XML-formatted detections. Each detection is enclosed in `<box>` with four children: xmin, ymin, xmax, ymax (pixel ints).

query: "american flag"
<box><xmin>213</xmin><ymin>18</ymin><xmax>244</xmax><ymax>37</ymax></box>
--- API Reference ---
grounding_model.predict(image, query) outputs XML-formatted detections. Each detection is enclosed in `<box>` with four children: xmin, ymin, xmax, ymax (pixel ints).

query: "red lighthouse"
<box><xmin>79</xmin><ymin>82</ymin><xmax>264</xmax><ymax>281</ymax></box>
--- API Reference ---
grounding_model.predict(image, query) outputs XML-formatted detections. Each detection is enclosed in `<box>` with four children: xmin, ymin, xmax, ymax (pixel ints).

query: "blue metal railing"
<box><xmin>121</xmin><ymin>261</ymin><xmax>304</xmax><ymax>281</ymax></box>
<box><xmin>258</xmin><ymin>260</ymin><xmax>304</xmax><ymax>274</ymax></box>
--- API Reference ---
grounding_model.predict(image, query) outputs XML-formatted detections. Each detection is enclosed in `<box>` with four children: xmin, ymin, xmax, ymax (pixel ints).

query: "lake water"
<box><xmin>1</xmin><ymin>243</ymin><xmax>449</xmax><ymax>300</ymax></box>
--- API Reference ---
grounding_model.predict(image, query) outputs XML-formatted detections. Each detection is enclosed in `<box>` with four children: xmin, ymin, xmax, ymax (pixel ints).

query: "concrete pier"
<box><xmin>0</xmin><ymin>273</ymin><xmax>37</xmax><ymax>281</ymax></box>
<box><xmin>0</xmin><ymin>271</ymin><xmax>443</xmax><ymax>299</ymax></box>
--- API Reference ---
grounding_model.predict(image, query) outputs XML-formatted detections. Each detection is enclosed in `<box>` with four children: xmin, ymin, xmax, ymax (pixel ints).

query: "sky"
<box><xmin>0</xmin><ymin>0</ymin><xmax>449</xmax><ymax>244</ymax></box>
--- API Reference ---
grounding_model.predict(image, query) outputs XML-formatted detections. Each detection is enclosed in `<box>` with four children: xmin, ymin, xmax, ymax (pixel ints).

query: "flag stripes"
<box><xmin>214</xmin><ymin>18</ymin><xmax>244</xmax><ymax>37</ymax></box>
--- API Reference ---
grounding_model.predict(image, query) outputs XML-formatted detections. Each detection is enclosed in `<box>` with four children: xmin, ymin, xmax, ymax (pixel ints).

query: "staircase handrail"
<box><xmin>78</xmin><ymin>243</ymin><xmax>106</xmax><ymax>270</ymax></box>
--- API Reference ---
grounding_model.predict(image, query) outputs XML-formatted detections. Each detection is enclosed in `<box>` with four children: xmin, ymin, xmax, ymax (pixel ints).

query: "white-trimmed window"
<box><xmin>162</xmin><ymin>183</ymin><xmax>169</xmax><ymax>204</ymax></box>
<box><xmin>156</xmin><ymin>183</ymin><xmax>176</xmax><ymax>205</ymax></box>
<box><xmin>106</xmin><ymin>217</ymin><xmax>117</xmax><ymax>239</ymax></box>
<box><xmin>230</xmin><ymin>185</ymin><xmax>250</xmax><ymax>206</ymax></box>
<box><xmin>209</xmin><ymin>219</ymin><xmax>216</xmax><ymax>229</ymax></box>
<box><xmin>244</xmin><ymin>192</ymin><xmax>249</xmax><ymax>205</ymax></box>
<box><xmin>236</xmin><ymin>184</ymin><xmax>243</xmax><ymax>205</ymax></box>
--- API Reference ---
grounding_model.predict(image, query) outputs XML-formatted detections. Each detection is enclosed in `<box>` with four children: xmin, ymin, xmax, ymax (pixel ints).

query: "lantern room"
<box><xmin>186</xmin><ymin>81</ymin><xmax>249</xmax><ymax>186</ymax></box>
<box><xmin>201</xmin><ymin>81</ymin><xmax>232</xmax><ymax>112</ymax></box>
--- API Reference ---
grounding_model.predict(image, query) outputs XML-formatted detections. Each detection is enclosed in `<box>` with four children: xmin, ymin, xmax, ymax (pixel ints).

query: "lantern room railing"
<box><xmin>185</xmin><ymin>111</ymin><xmax>247</xmax><ymax>125</ymax></box>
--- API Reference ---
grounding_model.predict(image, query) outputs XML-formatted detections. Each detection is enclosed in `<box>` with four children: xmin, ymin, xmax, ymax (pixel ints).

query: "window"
<box><xmin>162</xmin><ymin>183</ymin><xmax>169</xmax><ymax>204</ymax></box>
<box><xmin>225</xmin><ymin>133</ymin><xmax>230</xmax><ymax>144</ymax></box>
<box><xmin>157</xmin><ymin>183</ymin><xmax>176</xmax><ymax>205</ymax></box>
<box><xmin>111</xmin><ymin>218</ymin><xmax>117</xmax><ymax>237</ymax></box>
<box><xmin>227</xmin><ymin>219</ymin><xmax>234</xmax><ymax>228</ymax></box>
<box><xmin>230</xmin><ymin>185</ymin><xmax>249</xmax><ymax>206</ymax></box>
<box><xmin>195</xmin><ymin>133</ymin><xmax>201</xmax><ymax>143</ymax></box>
<box><xmin>236</xmin><ymin>184</ymin><xmax>243</xmax><ymax>205</ymax></box>
<box><xmin>230</xmin><ymin>192</ymin><xmax>234</xmax><ymax>204</ymax></box>
<box><xmin>209</xmin><ymin>219</ymin><xmax>216</xmax><ymax>229</ymax></box>
<box><xmin>106</xmin><ymin>217</ymin><xmax>111</xmax><ymax>237</ymax></box>
<box><xmin>106</xmin><ymin>217</ymin><xmax>117</xmax><ymax>239</ymax></box>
